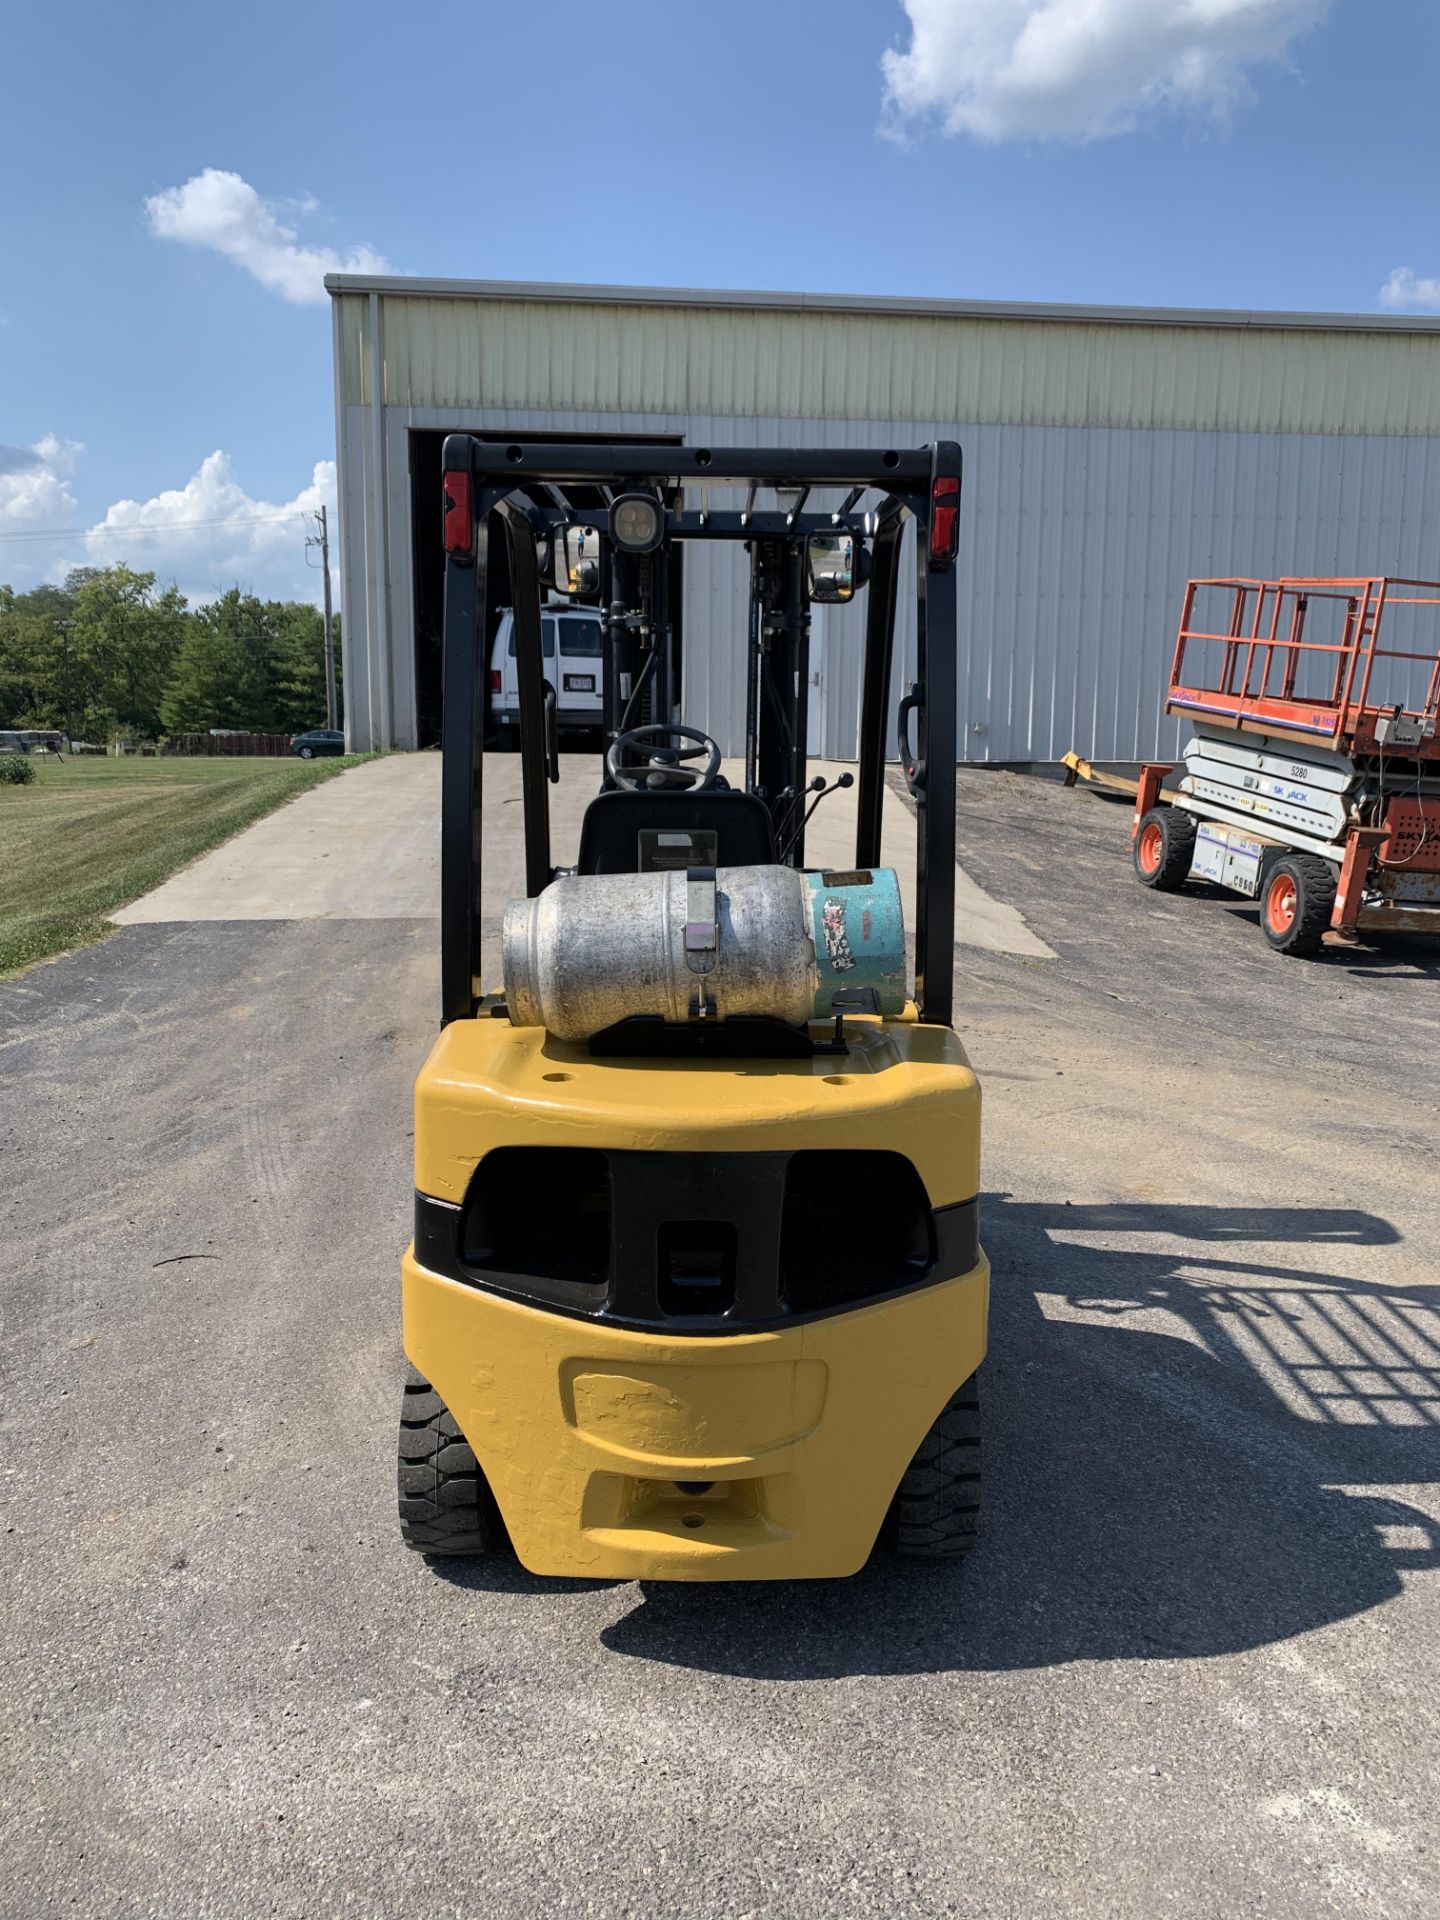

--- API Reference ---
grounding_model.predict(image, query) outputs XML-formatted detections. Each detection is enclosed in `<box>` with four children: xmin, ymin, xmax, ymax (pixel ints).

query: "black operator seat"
<box><xmin>576</xmin><ymin>788</ymin><xmax>776</xmax><ymax>875</ymax></box>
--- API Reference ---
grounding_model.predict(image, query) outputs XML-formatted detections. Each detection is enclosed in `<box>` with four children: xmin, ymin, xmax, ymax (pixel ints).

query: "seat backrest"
<box><xmin>577</xmin><ymin>788</ymin><xmax>777</xmax><ymax>875</ymax></box>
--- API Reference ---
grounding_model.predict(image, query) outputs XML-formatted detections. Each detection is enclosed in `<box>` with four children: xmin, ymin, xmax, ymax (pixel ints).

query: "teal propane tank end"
<box><xmin>804</xmin><ymin>866</ymin><xmax>907</xmax><ymax>1017</ymax></box>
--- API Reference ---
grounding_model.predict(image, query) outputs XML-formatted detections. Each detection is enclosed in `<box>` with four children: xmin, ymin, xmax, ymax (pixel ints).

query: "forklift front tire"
<box><xmin>1261</xmin><ymin>854</ymin><xmax>1336</xmax><ymax>957</ymax></box>
<box><xmin>1134</xmin><ymin>805</ymin><xmax>1196</xmax><ymax>891</ymax></box>
<box><xmin>397</xmin><ymin>1366</ymin><xmax>502</xmax><ymax>1557</ymax></box>
<box><xmin>888</xmin><ymin>1374</ymin><xmax>982</xmax><ymax>1558</ymax></box>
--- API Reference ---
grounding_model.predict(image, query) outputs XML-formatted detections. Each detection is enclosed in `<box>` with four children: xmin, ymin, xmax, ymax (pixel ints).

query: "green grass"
<box><xmin>0</xmin><ymin>752</ymin><xmax>375</xmax><ymax>977</ymax></box>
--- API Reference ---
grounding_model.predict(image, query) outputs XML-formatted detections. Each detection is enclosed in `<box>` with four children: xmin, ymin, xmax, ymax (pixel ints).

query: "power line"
<box><xmin>0</xmin><ymin>509</ymin><xmax>309</xmax><ymax>545</ymax></box>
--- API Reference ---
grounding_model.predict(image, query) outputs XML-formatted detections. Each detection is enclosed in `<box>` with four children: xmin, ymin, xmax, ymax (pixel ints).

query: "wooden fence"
<box><xmin>162</xmin><ymin>734</ymin><xmax>293</xmax><ymax>757</ymax></box>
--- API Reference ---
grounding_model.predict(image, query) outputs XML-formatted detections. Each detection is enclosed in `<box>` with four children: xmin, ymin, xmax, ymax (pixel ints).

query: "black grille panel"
<box><xmin>415</xmin><ymin>1147</ymin><xmax>977</xmax><ymax>1335</ymax></box>
<box><xmin>461</xmin><ymin>1146</ymin><xmax>609</xmax><ymax>1295</ymax></box>
<box><xmin>780</xmin><ymin>1151</ymin><xmax>934</xmax><ymax>1313</ymax></box>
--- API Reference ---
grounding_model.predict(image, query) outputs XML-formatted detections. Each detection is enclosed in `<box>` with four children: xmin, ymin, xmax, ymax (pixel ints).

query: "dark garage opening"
<box><xmin>409</xmin><ymin>428</ymin><xmax>685</xmax><ymax>750</ymax></box>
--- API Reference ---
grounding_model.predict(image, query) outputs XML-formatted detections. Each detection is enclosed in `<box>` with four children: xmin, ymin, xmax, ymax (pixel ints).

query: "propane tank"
<box><xmin>502</xmin><ymin>864</ymin><xmax>905</xmax><ymax>1041</ymax></box>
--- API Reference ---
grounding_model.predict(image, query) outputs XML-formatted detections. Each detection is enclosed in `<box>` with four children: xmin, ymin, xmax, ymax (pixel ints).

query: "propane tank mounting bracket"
<box><xmin>683</xmin><ymin>867</ymin><xmax>719</xmax><ymax>977</ymax></box>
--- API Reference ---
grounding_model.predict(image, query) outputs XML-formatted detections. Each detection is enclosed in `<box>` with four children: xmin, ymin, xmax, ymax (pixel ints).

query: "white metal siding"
<box><xmin>331</xmin><ymin>287</ymin><xmax>1440</xmax><ymax>758</ymax></box>
<box><xmin>349</xmin><ymin>292</ymin><xmax>1440</xmax><ymax>438</ymax></box>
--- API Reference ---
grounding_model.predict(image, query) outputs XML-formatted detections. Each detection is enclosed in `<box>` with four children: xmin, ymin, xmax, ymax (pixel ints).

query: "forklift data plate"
<box><xmin>639</xmin><ymin>828</ymin><xmax>718</xmax><ymax>873</ymax></box>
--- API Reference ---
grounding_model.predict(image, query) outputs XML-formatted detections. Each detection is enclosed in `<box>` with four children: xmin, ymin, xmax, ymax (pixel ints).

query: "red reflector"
<box><xmin>490</xmin><ymin>669</ymin><xmax>502</xmax><ymax>693</ymax></box>
<box><xmin>930</xmin><ymin>473</ymin><xmax>960</xmax><ymax>565</ymax></box>
<box><xmin>443</xmin><ymin>469</ymin><xmax>472</xmax><ymax>556</ymax></box>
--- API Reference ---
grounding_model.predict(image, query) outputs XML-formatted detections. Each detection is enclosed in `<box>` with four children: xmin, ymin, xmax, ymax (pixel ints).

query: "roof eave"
<box><xmin>321</xmin><ymin>273</ymin><xmax>1440</xmax><ymax>335</ymax></box>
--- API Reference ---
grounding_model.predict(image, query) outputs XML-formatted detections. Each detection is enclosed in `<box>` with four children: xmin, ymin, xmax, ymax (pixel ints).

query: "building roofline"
<box><xmin>323</xmin><ymin>272</ymin><xmax>1440</xmax><ymax>335</ymax></box>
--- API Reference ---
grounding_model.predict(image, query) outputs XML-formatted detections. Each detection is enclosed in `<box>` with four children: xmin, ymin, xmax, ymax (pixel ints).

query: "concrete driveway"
<box><xmin>114</xmin><ymin>749</ymin><xmax>1054</xmax><ymax>962</ymax></box>
<box><xmin>113</xmin><ymin>752</ymin><xmax>445</xmax><ymax>922</ymax></box>
<box><xmin>3</xmin><ymin>757</ymin><xmax>1438</xmax><ymax>1919</ymax></box>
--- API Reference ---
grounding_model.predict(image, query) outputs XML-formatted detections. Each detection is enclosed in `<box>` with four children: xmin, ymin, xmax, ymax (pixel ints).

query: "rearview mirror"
<box><xmin>807</xmin><ymin>532</ymin><xmax>856</xmax><ymax>604</ymax></box>
<box><xmin>554</xmin><ymin>523</ymin><xmax>602</xmax><ymax>597</ymax></box>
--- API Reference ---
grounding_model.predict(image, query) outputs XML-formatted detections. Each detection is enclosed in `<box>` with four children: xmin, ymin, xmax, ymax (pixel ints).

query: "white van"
<box><xmin>489</xmin><ymin>608</ymin><xmax>604</xmax><ymax>747</ymax></box>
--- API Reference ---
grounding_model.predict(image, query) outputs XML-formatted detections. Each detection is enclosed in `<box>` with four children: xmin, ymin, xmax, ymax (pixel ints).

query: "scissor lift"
<box><xmin>1132</xmin><ymin>576</ymin><xmax>1440</xmax><ymax>954</ymax></box>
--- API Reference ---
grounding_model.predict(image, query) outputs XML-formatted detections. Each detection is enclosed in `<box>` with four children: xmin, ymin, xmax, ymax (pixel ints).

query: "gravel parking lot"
<box><xmin>3</xmin><ymin>765</ymin><xmax>1438</xmax><ymax>1919</ymax></box>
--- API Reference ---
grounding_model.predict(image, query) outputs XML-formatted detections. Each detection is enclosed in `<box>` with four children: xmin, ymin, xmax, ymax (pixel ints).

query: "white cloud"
<box><xmin>1</xmin><ymin>442</ymin><xmax>335</xmax><ymax>603</ymax></box>
<box><xmin>144</xmin><ymin>168</ymin><xmax>388</xmax><ymax>304</ymax></box>
<box><xmin>1378</xmin><ymin>267</ymin><xmax>1440</xmax><ymax>312</ymax></box>
<box><xmin>0</xmin><ymin>435</ymin><xmax>82</xmax><ymax>533</ymax></box>
<box><xmin>881</xmin><ymin>0</ymin><xmax>1330</xmax><ymax>143</ymax></box>
<box><xmin>82</xmin><ymin>451</ymin><xmax>337</xmax><ymax>604</ymax></box>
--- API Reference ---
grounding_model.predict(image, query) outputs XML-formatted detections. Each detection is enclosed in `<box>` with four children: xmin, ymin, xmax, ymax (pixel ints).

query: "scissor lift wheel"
<box><xmin>1261</xmin><ymin>854</ymin><xmax>1336</xmax><ymax>958</ymax></box>
<box><xmin>1133</xmin><ymin>806</ymin><xmax>1196</xmax><ymax>891</ymax></box>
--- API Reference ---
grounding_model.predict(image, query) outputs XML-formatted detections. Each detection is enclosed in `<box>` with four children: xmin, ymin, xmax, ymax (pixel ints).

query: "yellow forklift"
<box><xmin>399</xmin><ymin>439</ymin><xmax>987</xmax><ymax>1580</ymax></box>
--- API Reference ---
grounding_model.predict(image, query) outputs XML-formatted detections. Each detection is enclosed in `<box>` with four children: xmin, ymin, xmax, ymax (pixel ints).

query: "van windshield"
<box><xmin>556</xmin><ymin>617</ymin><xmax>603</xmax><ymax>658</ymax></box>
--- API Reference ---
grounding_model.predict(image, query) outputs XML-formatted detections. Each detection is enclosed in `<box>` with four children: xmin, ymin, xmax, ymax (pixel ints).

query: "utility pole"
<box><xmin>307</xmin><ymin>507</ymin><xmax>338</xmax><ymax>731</ymax></box>
<box><xmin>55</xmin><ymin>619</ymin><xmax>74</xmax><ymax>746</ymax></box>
<box><xmin>318</xmin><ymin>507</ymin><xmax>337</xmax><ymax>731</ymax></box>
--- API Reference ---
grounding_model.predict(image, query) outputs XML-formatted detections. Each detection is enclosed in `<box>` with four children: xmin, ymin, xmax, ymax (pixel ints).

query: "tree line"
<box><xmin>0</xmin><ymin>565</ymin><xmax>340</xmax><ymax>742</ymax></box>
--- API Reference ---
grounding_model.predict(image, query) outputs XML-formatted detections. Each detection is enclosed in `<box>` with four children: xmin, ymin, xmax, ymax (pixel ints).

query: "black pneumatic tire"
<box><xmin>1260</xmin><ymin>853</ymin><xmax>1338</xmax><ymax>958</ymax></box>
<box><xmin>1133</xmin><ymin>805</ymin><xmax>1197</xmax><ymax>891</ymax></box>
<box><xmin>299</xmin><ymin>745</ymin><xmax>315</xmax><ymax>759</ymax></box>
<box><xmin>889</xmin><ymin>1374</ymin><xmax>982</xmax><ymax>1558</ymax></box>
<box><xmin>397</xmin><ymin>1366</ymin><xmax>501</xmax><ymax>1556</ymax></box>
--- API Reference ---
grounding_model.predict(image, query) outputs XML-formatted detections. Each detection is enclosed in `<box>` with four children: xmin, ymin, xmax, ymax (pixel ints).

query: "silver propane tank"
<box><xmin>501</xmin><ymin>864</ymin><xmax>905</xmax><ymax>1042</ymax></box>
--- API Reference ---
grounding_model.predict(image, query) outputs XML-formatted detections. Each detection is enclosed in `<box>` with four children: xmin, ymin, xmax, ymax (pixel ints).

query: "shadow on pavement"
<box><xmin>1223</xmin><ymin>903</ymin><xmax>1440</xmax><ymax>977</ymax></box>
<box><xmin>600</xmin><ymin>1194</ymin><xmax>1440</xmax><ymax>1677</ymax></box>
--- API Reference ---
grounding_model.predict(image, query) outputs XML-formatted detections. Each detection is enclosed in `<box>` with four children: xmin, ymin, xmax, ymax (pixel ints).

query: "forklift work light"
<box><xmin>611</xmin><ymin>493</ymin><xmax>664</xmax><ymax>554</ymax></box>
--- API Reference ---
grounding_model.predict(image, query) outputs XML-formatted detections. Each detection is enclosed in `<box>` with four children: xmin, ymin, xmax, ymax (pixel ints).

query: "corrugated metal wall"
<box><xmin>330</xmin><ymin>288</ymin><xmax>1440</xmax><ymax>758</ymax></box>
<box><xmin>344</xmin><ymin>292</ymin><xmax>1440</xmax><ymax>436</ymax></box>
<box><xmin>670</xmin><ymin>420</ymin><xmax>1440</xmax><ymax>764</ymax></box>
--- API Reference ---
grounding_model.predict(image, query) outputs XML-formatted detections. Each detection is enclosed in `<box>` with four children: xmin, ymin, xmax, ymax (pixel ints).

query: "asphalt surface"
<box><xmin>3</xmin><ymin>769</ymin><xmax>1439</xmax><ymax>1918</ymax></box>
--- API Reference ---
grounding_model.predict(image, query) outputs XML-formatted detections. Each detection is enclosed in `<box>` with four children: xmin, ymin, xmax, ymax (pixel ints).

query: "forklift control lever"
<box><xmin>777</xmin><ymin>772</ymin><xmax>855</xmax><ymax>863</ymax></box>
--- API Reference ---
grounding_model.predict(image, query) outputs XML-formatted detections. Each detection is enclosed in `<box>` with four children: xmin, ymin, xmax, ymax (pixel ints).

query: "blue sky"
<box><xmin>3</xmin><ymin>0</ymin><xmax>1440</xmax><ymax>604</ymax></box>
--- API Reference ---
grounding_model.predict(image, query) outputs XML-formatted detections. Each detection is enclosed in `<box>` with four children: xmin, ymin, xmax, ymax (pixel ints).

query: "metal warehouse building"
<box><xmin>327</xmin><ymin>274</ymin><xmax>1440</xmax><ymax>760</ymax></box>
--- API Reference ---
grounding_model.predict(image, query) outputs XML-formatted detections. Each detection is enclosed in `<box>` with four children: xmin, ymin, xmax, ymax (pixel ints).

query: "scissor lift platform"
<box><xmin>1131</xmin><ymin>577</ymin><xmax>1440</xmax><ymax>954</ymax></box>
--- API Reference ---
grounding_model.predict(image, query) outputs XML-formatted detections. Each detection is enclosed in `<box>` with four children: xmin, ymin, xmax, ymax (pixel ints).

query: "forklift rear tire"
<box><xmin>1133</xmin><ymin>805</ymin><xmax>1196</xmax><ymax>891</ymax></box>
<box><xmin>888</xmin><ymin>1374</ymin><xmax>981</xmax><ymax>1558</ymax></box>
<box><xmin>1261</xmin><ymin>854</ymin><xmax>1336</xmax><ymax>957</ymax></box>
<box><xmin>397</xmin><ymin>1366</ymin><xmax>501</xmax><ymax>1557</ymax></box>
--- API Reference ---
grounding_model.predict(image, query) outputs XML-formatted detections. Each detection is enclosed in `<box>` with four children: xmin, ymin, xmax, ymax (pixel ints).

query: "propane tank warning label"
<box><xmin>821</xmin><ymin>896</ymin><xmax>856</xmax><ymax>972</ymax></box>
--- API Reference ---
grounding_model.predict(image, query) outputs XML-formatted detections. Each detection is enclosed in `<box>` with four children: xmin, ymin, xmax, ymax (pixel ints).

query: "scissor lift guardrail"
<box><xmin>1129</xmin><ymin>576</ymin><xmax>1440</xmax><ymax>954</ymax></box>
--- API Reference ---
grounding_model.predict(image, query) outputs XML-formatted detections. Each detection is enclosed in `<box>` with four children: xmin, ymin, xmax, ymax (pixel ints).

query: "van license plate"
<box><xmin>563</xmin><ymin>673</ymin><xmax>595</xmax><ymax>692</ymax></box>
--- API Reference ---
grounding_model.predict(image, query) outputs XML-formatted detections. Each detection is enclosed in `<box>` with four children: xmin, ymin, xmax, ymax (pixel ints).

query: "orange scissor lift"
<box><xmin>1132</xmin><ymin>577</ymin><xmax>1440</xmax><ymax>955</ymax></box>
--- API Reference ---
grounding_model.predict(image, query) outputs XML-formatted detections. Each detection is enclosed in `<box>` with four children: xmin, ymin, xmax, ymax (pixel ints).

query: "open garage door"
<box><xmin>408</xmin><ymin>429</ymin><xmax>683</xmax><ymax>749</ymax></box>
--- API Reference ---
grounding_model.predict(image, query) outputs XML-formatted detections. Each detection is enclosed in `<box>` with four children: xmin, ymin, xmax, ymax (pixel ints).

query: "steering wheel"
<box><xmin>606</xmin><ymin>723</ymin><xmax>723</xmax><ymax>793</ymax></box>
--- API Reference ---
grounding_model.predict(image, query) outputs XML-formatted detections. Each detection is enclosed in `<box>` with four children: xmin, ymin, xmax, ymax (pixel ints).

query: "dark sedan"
<box><xmin>289</xmin><ymin>729</ymin><xmax>347</xmax><ymax>759</ymax></box>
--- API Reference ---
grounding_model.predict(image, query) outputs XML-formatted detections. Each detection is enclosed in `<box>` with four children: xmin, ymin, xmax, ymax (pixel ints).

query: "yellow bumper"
<box><xmin>403</xmin><ymin>1248</ymin><xmax>989</xmax><ymax>1581</ymax></box>
<box><xmin>413</xmin><ymin>1009</ymin><xmax>980</xmax><ymax>1206</ymax></box>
